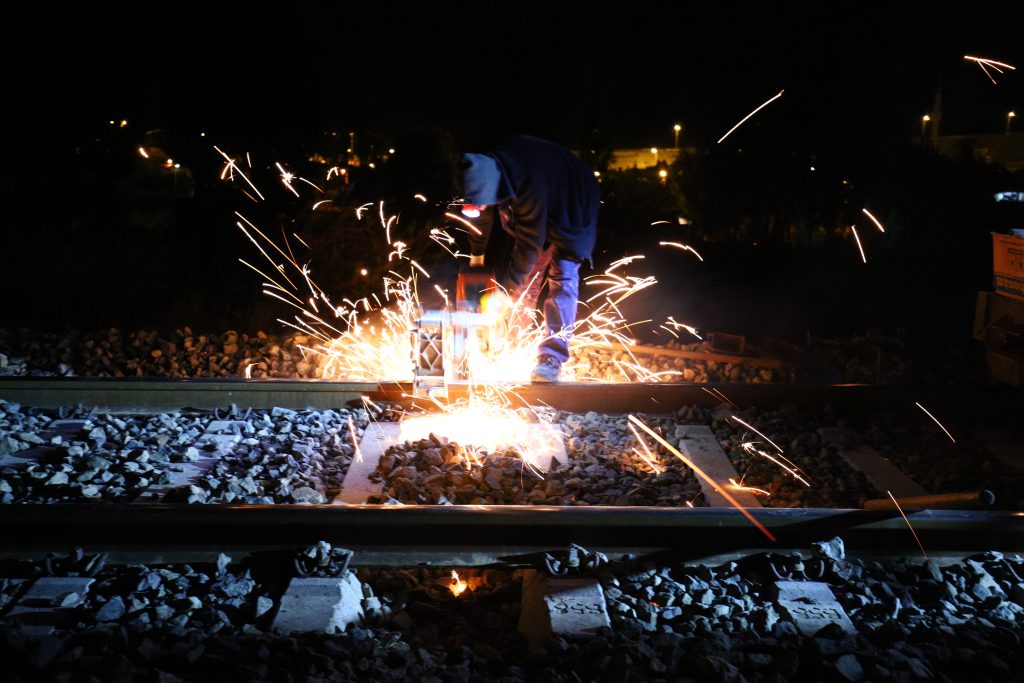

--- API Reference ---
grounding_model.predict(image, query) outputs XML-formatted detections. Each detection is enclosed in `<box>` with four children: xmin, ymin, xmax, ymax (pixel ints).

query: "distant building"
<box><xmin>933</xmin><ymin>133</ymin><xmax>1024</xmax><ymax>172</ymax></box>
<box><xmin>604</xmin><ymin>147</ymin><xmax>683</xmax><ymax>171</ymax></box>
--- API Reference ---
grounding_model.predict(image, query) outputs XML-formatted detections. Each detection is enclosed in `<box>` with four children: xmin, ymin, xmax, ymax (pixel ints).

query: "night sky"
<box><xmin>8</xmin><ymin>1</ymin><xmax>1024</xmax><ymax>154</ymax></box>
<box><xmin>3</xmin><ymin>1</ymin><xmax>1023</xmax><ymax>338</ymax></box>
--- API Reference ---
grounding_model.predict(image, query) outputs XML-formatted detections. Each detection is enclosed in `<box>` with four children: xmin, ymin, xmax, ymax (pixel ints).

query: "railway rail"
<box><xmin>0</xmin><ymin>376</ymin><xmax>1019</xmax><ymax>414</ymax></box>
<box><xmin>1</xmin><ymin>505</ymin><xmax>1023</xmax><ymax>562</ymax></box>
<box><xmin>1</xmin><ymin>377</ymin><xmax>1022</xmax><ymax>558</ymax></box>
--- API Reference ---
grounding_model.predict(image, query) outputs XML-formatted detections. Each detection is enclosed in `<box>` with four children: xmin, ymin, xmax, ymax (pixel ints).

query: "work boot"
<box><xmin>530</xmin><ymin>355</ymin><xmax>562</xmax><ymax>383</ymax></box>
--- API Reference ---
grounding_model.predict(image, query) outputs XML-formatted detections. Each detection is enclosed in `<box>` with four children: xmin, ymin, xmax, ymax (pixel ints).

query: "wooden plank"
<box><xmin>676</xmin><ymin>425</ymin><xmax>761</xmax><ymax>508</ymax></box>
<box><xmin>609</xmin><ymin>342</ymin><xmax>782</xmax><ymax>369</ymax></box>
<box><xmin>819</xmin><ymin>427</ymin><xmax>928</xmax><ymax>498</ymax></box>
<box><xmin>334</xmin><ymin>422</ymin><xmax>397</xmax><ymax>504</ymax></box>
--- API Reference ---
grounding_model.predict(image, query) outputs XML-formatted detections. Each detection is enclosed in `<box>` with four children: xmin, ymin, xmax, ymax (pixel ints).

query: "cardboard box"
<box><xmin>993</xmin><ymin>233</ymin><xmax>1024</xmax><ymax>302</ymax></box>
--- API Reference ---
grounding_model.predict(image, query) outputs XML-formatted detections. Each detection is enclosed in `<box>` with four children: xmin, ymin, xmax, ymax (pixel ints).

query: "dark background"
<box><xmin>3</xmin><ymin>1</ymin><xmax>1023</xmax><ymax>345</ymax></box>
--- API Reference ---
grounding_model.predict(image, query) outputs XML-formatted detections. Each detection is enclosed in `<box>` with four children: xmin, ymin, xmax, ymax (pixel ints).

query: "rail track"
<box><xmin>1</xmin><ymin>377</ymin><xmax>1022</xmax><ymax>559</ymax></box>
<box><xmin>1</xmin><ymin>378</ymin><xmax>1023</xmax><ymax>682</ymax></box>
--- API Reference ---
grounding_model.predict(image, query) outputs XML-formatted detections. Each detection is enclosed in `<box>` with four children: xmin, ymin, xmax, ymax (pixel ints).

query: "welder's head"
<box><xmin>460</xmin><ymin>152</ymin><xmax>504</xmax><ymax>208</ymax></box>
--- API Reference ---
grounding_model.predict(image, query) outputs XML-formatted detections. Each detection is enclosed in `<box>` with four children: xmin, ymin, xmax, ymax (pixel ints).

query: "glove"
<box><xmin>469</xmin><ymin>254</ymin><xmax>485</xmax><ymax>268</ymax></box>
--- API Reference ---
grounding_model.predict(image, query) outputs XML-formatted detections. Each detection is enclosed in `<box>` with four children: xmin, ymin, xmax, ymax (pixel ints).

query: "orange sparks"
<box><xmin>215</xmin><ymin>146</ymin><xmax>265</xmax><ymax>200</ymax></box>
<box><xmin>730</xmin><ymin>416</ymin><xmax>783</xmax><ymax>454</ymax></box>
<box><xmin>740</xmin><ymin>442</ymin><xmax>812</xmax><ymax>487</ymax></box>
<box><xmin>659</xmin><ymin>241</ymin><xmax>705</xmax><ymax>262</ymax></box>
<box><xmin>444</xmin><ymin>211</ymin><xmax>483</xmax><ymax>235</ymax></box>
<box><xmin>449</xmin><ymin>571</ymin><xmax>468</xmax><ymax>596</ymax></box>
<box><xmin>628</xmin><ymin>415</ymin><xmax>776</xmax><ymax>542</ymax></box>
<box><xmin>628</xmin><ymin>423</ymin><xmax>666</xmax><ymax>475</ymax></box>
<box><xmin>888</xmin><ymin>490</ymin><xmax>929</xmax><ymax>560</ymax></box>
<box><xmin>138</xmin><ymin>147</ymin><xmax>149</xmax><ymax>159</ymax></box>
<box><xmin>361</xmin><ymin>395</ymin><xmax>383</xmax><ymax>414</ymax></box>
<box><xmin>851</xmin><ymin>225</ymin><xmax>867</xmax><ymax>263</ymax></box>
<box><xmin>861</xmin><ymin>208</ymin><xmax>885</xmax><ymax>233</ymax></box>
<box><xmin>717</xmin><ymin>90</ymin><xmax>785</xmax><ymax>144</ymax></box>
<box><xmin>728</xmin><ymin>478</ymin><xmax>770</xmax><ymax>496</ymax></box>
<box><xmin>964</xmin><ymin>55</ymin><xmax>1016</xmax><ymax>84</ymax></box>
<box><xmin>662</xmin><ymin>316</ymin><xmax>702</xmax><ymax>340</ymax></box>
<box><xmin>347</xmin><ymin>416</ymin><xmax>363</xmax><ymax>463</ymax></box>
<box><xmin>299</xmin><ymin>177</ymin><xmax>325</xmax><ymax>193</ymax></box>
<box><xmin>702</xmin><ymin>386</ymin><xmax>737</xmax><ymax>408</ymax></box>
<box><xmin>915</xmin><ymin>402</ymin><xmax>956</xmax><ymax>444</ymax></box>
<box><xmin>276</xmin><ymin>162</ymin><xmax>300</xmax><ymax>197</ymax></box>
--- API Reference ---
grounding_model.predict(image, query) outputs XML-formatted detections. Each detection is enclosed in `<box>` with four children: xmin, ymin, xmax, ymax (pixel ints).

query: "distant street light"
<box><xmin>658</xmin><ymin>168</ymin><xmax>668</xmax><ymax>184</ymax></box>
<box><xmin>920</xmin><ymin>114</ymin><xmax>931</xmax><ymax>138</ymax></box>
<box><xmin>673</xmin><ymin>123</ymin><xmax>682</xmax><ymax>149</ymax></box>
<box><xmin>1007</xmin><ymin>111</ymin><xmax>1017</xmax><ymax>135</ymax></box>
<box><xmin>650</xmin><ymin>147</ymin><xmax>658</xmax><ymax>165</ymax></box>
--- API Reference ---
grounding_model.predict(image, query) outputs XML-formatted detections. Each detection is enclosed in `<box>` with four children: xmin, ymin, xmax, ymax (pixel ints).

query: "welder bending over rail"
<box><xmin>460</xmin><ymin>135</ymin><xmax>600</xmax><ymax>382</ymax></box>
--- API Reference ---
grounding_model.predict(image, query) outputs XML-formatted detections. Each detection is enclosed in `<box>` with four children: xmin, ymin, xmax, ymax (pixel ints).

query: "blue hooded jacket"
<box><xmin>462</xmin><ymin>135</ymin><xmax>599</xmax><ymax>265</ymax></box>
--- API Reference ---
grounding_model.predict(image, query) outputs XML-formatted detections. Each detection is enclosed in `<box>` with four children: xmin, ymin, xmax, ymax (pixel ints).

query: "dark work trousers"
<box><xmin>514</xmin><ymin>245</ymin><xmax>581</xmax><ymax>364</ymax></box>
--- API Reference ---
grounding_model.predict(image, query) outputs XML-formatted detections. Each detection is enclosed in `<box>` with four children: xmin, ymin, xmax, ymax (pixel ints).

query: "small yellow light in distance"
<box><xmin>120</xmin><ymin>120</ymin><xmax>127</xmax><ymax>127</ymax></box>
<box><xmin>650</xmin><ymin>147</ymin><xmax>658</xmax><ymax>154</ymax></box>
<box><xmin>594</xmin><ymin>170</ymin><xmax>601</xmax><ymax>177</ymax></box>
<box><xmin>674</xmin><ymin>124</ymin><xmax>681</xmax><ymax>132</ymax></box>
<box><xmin>922</xmin><ymin>114</ymin><xmax>931</xmax><ymax>122</ymax></box>
<box><xmin>359</xmin><ymin>268</ymin><xmax>368</xmax><ymax>276</ymax></box>
<box><xmin>368</xmin><ymin>163</ymin><xmax>376</xmax><ymax>169</ymax></box>
<box><xmin>200</xmin><ymin>132</ymin><xmax>206</xmax><ymax>137</ymax></box>
<box><xmin>658</xmin><ymin>169</ymin><xmax>668</xmax><ymax>178</ymax></box>
<box><xmin>388</xmin><ymin>148</ymin><xmax>395</xmax><ymax>154</ymax></box>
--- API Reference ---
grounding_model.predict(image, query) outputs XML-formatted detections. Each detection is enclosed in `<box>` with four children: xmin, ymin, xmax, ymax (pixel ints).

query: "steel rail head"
<box><xmin>1</xmin><ymin>505</ymin><xmax>1023</xmax><ymax>558</ymax></box>
<box><xmin>2</xmin><ymin>377</ymin><xmax>1023</xmax><ymax>416</ymax></box>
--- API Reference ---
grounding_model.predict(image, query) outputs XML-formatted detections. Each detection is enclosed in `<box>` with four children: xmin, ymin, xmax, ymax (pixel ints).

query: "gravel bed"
<box><xmin>1</xmin><ymin>540</ymin><xmax>1022</xmax><ymax>681</ymax></box>
<box><xmin>368</xmin><ymin>412</ymin><xmax>702</xmax><ymax>506</ymax></box>
<box><xmin>708</xmin><ymin>404</ymin><xmax>874</xmax><ymax>509</ymax></box>
<box><xmin>3</xmin><ymin>398</ymin><xmax>1021</xmax><ymax>509</ymax></box>
<box><xmin>0</xmin><ymin>328</ymin><xmax>319</xmax><ymax>379</ymax></box>
<box><xmin>848</xmin><ymin>411</ymin><xmax>1024</xmax><ymax>510</ymax></box>
<box><xmin>0</xmin><ymin>401</ymin><xmax>366</xmax><ymax>505</ymax></box>
<box><xmin>567</xmin><ymin>345</ymin><xmax>787</xmax><ymax>383</ymax></box>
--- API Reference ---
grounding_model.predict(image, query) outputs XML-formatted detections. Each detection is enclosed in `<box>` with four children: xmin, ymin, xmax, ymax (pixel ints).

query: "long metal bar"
<box><xmin>1</xmin><ymin>378</ymin><xmax>1020</xmax><ymax>415</ymax></box>
<box><xmin>863</xmin><ymin>490</ymin><xmax>996</xmax><ymax>511</ymax></box>
<box><xmin>0</xmin><ymin>505</ymin><xmax>1021</xmax><ymax>557</ymax></box>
